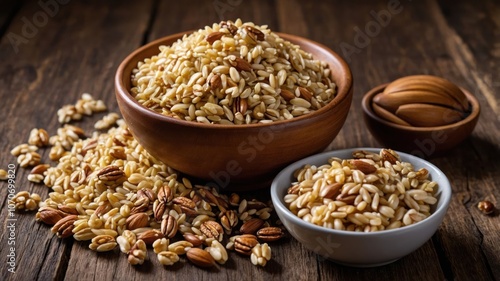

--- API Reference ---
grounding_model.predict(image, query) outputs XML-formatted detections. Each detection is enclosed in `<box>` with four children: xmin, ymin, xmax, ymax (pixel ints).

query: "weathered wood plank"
<box><xmin>0</xmin><ymin>0</ymin><xmax>154</xmax><ymax>280</ymax></box>
<box><xmin>431</xmin><ymin>1</ymin><xmax>500</xmax><ymax>279</ymax></box>
<box><xmin>274</xmin><ymin>0</ymin><xmax>498</xmax><ymax>280</ymax></box>
<box><xmin>0</xmin><ymin>0</ymin><xmax>499</xmax><ymax>280</ymax></box>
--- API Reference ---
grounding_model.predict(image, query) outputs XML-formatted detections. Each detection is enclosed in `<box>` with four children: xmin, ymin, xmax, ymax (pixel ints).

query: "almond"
<box><xmin>395</xmin><ymin>103</ymin><xmax>464</xmax><ymax>127</ymax></box>
<box><xmin>319</xmin><ymin>183</ymin><xmax>342</xmax><ymax>199</ymax></box>
<box><xmin>383</xmin><ymin>75</ymin><xmax>468</xmax><ymax>111</ymax></box>
<box><xmin>298</xmin><ymin>87</ymin><xmax>313</xmax><ymax>102</ymax></box>
<box><xmin>183</xmin><ymin>233</ymin><xmax>203</xmax><ymax>247</ymax></box>
<box><xmin>230</xmin><ymin>57</ymin><xmax>252</xmax><ymax>72</ymax></box>
<box><xmin>186</xmin><ymin>247</ymin><xmax>216</xmax><ymax>268</ymax></box>
<box><xmin>373</xmin><ymin>90</ymin><xmax>463</xmax><ymax>112</ymax></box>
<box><xmin>30</xmin><ymin>163</ymin><xmax>50</xmax><ymax>175</ymax></box>
<box><xmin>205</xmin><ymin>31</ymin><xmax>225</xmax><ymax>44</ymax></box>
<box><xmin>280</xmin><ymin>88</ymin><xmax>295</xmax><ymax>101</ymax></box>
<box><xmin>137</xmin><ymin>229</ymin><xmax>164</xmax><ymax>245</ymax></box>
<box><xmin>335</xmin><ymin>194</ymin><xmax>356</xmax><ymax>205</ymax></box>
<box><xmin>240</xmin><ymin>218</ymin><xmax>264</xmax><ymax>234</ymax></box>
<box><xmin>350</xmin><ymin>160</ymin><xmax>377</xmax><ymax>174</ymax></box>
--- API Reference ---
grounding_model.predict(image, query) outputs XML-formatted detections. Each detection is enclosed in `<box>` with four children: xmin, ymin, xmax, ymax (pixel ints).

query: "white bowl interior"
<box><xmin>270</xmin><ymin>148</ymin><xmax>452</xmax><ymax>267</ymax></box>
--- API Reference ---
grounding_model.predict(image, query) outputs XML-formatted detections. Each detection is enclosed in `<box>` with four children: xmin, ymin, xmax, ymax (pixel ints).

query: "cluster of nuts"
<box><xmin>9</xmin><ymin>191</ymin><xmax>41</xmax><ymax>211</ymax></box>
<box><xmin>48</xmin><ymin>124</ymin><xmax>87</xmax><ymax>161</ymax></box>
<box><xmin>10</xmin><ymin>144</ymin><xmax>41</xmax><ymax>168</ymax></box>
<box><xmin>101</xmin><ymin>184</ymin><xmax>283</xmax><ymax>268</ymax></box>
<box><xmin>57</xmin><ymin>93</ymin><xmax>106</xmax><ymax>123</ymax></box>
<box><xmin>10</xmin><ymin>93</ymin><xmax>285</xmax><ymax>270</ymax></box>
<box><xmin>94</xmin><ymin>112</ymin><xmax>121</xmax><ymax>130</ymax></box>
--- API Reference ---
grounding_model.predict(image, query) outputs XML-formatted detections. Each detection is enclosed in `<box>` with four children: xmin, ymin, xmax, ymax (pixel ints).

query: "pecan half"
<box><xmin>380</xmin><ymin>148</ymin><xmax>399</xmax><ymax>164</ymax></box>
<box><xmin>234</xmin><ymin>234</ymin><xmax>259</xmax><ymax>255</ymax></box>
<box><xmin>244</xmin><ymin>25</ymin><xmax>265</xmax><ymax>41</ymax></box>
<box><xmin>97</xmin><ymin>165</ymin><xmax>124</xmax><ymax>181</ymax></box>
<box><xmin>126</xmin><ymin>212</ymin><xmax>149</xmax><ymax>230</ymax></box>
<box><xmin>82</xmin><ymin>139</ymin><xmax>98</xmax><ymax>155</ymax></box>
<box><xmin>51</xmin><ymin>214</ymin><xmax>77</xmax><ymax>238</ymax></box>
<box><xmin>209</xmin><ymin>74</ymin><xmax>222</xmax><ymax>90</ymax></box>
<box><xmin>256</xmin><ymin>227</ymin><xmax>284</xmax><ymax>242</ymax></box>
<box><xmin>233</xmin><ymin>97</ymin><xmax>248</xmax><ymax>114</ymax></box>
<box><xmin>173</xmin><ymin>196</ymin><xmax>197</xmax><ymax>216</ymax></box>
<box><xmin>220</xmin><ymin>210</ymin><xmax>238</xmax><ymax>234</ymax></box>
<box><xmin>200</xmin><ymin>220</ymin><xmax>224</xmax><ymax>241</ymax></box>
<box><xmin>138</xmin><ymin>187</ymin><xmax>156</xmax><ymax>202</ymax></box>
<box><xmin>36</xmin><ymin>207</ymin><xmax>67</xmax><ymax>225</ymax></box>
<box><xmin>157</xmin><ymin>185</ymin><xmax>174</xmax><ymax>204</ymax></box>
<box><xmin>153</xmin><ymin>200</ymin><xmax>168</xmax><ymax>221</ymax></box>
<box><xmin>220</xmin><ymin>20</ymin><xmax>238</xmax><ymax>35</ymax></box>
<box><xmin>110</xmin><ymin>147</ymin><xmax>126</xmax><ymax>160</ymax></box>
<box><xmin>161</xmin><ymin>215</ymin><xmax>178</xmax><ymax>239</ymax></box>
<box><xmin>229</xmin><ymin>57</ymin><xmax>252</xmax><ymax>72</ymax></box>
<box><xmin>130</xmin><ymin>197</ymin><xmax>150</xmax><ymax>215</ymax></box>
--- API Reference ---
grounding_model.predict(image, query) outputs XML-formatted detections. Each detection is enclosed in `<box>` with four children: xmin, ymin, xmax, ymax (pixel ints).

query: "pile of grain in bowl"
<box><xmin>284</xmin><ymin>149</ymin><xmax>438</xmax><ymax>232</ymax></box>
<box><xmin>131</xmin><ymin>19</ymin><xmax>336</xmax><ymax>125</ymax></box>
<box><xmin>8</xmin><ymin>94</ymin><xmax>284</xmax><ymax>268</ymax></box>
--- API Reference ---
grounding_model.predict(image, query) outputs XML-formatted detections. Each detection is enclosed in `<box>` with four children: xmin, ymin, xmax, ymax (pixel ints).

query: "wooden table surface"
<box><xmin>1</xmin><ymin>0</ymin><xmax>499</xmax><ymax>280</ymax></box>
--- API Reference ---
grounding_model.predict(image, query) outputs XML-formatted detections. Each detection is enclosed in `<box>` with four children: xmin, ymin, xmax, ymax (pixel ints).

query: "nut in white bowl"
<box><xmin>270</xmin><ymin>148</ymin><xmax>452</xmax><ymax>267</ymax></box>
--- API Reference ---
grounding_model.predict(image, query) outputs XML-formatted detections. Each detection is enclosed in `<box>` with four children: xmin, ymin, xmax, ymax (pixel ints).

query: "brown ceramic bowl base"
<box><xmin>116</xmin><ymin>32</ymin><xmax>353</xmax><ymax>191</ymax></box>
<box><xmin>362</xmin><ymin>83</ymin><xmax>480</xmax><ymax>158</ymax></box>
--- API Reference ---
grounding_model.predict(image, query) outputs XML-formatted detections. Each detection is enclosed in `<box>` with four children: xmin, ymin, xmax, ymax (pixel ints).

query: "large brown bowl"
<box><xmin>115</xmin><ymin>31</ymin><xmax>353</xmax><ymax>190</ymax></box>
<box><xmin>362</xmin><ymin>83</ymin><xmax>480</xmax><ymax>158</ymax></box>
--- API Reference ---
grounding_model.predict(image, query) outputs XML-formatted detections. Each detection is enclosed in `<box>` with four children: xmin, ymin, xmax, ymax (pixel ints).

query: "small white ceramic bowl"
<box><xmin>270</xmin><ymin>148</ymin><xmax>452</xmax><ymax>267</ymax></box>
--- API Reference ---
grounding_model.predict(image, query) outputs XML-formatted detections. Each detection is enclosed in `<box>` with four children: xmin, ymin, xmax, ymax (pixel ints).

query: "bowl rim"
<box><xmin>361</xmin><ymin>83</ymin><xmax>480</xmax><ymax>132</ymax></box>
<box><xmin>115</xmin><ymin>31</ymin><xmax>353</xmax><ymax>130</ymax></box>
<box><xmin>270</xmin><ymin>147</ymin><xmax>452</xmax><ymax>237</ymax></box>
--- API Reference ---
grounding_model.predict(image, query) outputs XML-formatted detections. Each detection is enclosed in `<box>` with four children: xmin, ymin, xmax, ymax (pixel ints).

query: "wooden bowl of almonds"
<box><xmin>115</xmin><ymin>20</ymin><xmax>353</xmax><ymax>190</ymax></box>
<box><xmin>361</xmin><ymin>75</ymin><xmax>480</xmax><ymax>157</ymax></box>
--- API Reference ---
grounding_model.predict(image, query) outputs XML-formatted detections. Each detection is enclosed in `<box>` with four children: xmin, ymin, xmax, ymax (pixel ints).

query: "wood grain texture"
<box><xmin>0</xmin><ymin>0</ymin><xmax>499</xmax><ymax>280</ymax></box>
